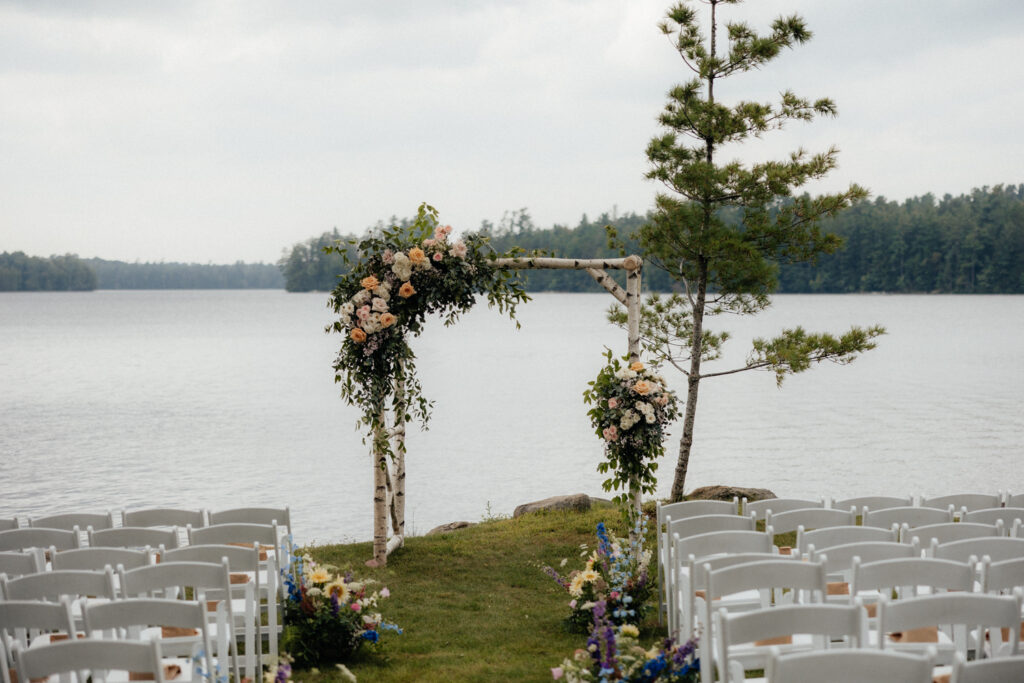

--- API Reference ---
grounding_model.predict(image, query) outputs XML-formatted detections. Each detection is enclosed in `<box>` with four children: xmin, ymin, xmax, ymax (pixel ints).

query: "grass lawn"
<box><xmin>292</xmin><ymin>505</ymin><xmax>656</xmax><ymax>682</ymax></box>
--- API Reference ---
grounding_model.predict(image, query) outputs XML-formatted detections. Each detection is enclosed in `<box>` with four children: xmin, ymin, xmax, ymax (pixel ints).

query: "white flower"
<box><xmin>371</xmin><ymin>297</ymin><xmax>389</xmax><ymax>313</ymax></box>
<box><xmin>340</xmin><ymin>302</ymin><xmax>355</xmax><ymax>315</ymax></box>
<box><xmin>373</xmin><ymin>285</ymin><xmax>390</xmax><ymax>300</ymax></box>
<box><xmin>645</xmin><ymin>413</ymin><xmax>656</xmax><ymax>424</ymax></box>
<box><xmin>614</xmin><ymin>368</ymin><xmax>638</xmax><ymax>381</ymax></box>
<box><xmin>620</xmin><ymin>410</ymin><xmax>639</xmax><ymax>430</ymax></box>
<box><xmin>353</xmin><ymin>290</ymin><xmax>371</xmax><ymax>305</ymax></box>
<box><xmin>336</xmin><ymin>664</ymin><xmax>357</xmax><ymax>683</ymax></box>
<box><xmin>339</xmin><ymin>313</ymin><xmax>351</xmax><ymax>326</ymax></box>
<box><xmin>307</xmin><ymin>587</ymin><xmax>323</xmax><ymax>597</ymax></box>
<box><xmin>393</xmin><ymin>263</ymin><xmax>413</xmax><ymax>281</ymax></box>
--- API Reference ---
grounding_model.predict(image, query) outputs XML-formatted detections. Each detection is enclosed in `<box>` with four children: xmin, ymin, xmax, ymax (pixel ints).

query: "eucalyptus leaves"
<box><xmin>326</xmin><ymin>203</ymin><xmax>529</xmax><ymax>455</ymax></box>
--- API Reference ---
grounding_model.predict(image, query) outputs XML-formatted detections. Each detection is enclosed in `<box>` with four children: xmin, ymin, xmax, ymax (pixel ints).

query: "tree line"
<box><xmin>0</xmin><ymin>253</ymin><xmax>282</xmax><ymax>291</ymax></box>
<box><xmin>0</xmin><ymin>252</ymin><xmax>97</xmax><ymax>291</ymax></box>
<box><xmin>279</xmin><ymin>184</ymin><xmax>1024</xmax><ymax>294</ymax></box>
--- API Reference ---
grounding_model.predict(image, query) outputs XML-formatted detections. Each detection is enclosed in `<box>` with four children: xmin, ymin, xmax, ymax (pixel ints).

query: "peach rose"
<box><xmin>630</xmin><ymin>361</ymin><xmax>644</xmax><ymax>372</ymax></box>
<box><xmin>360</xmin><ymin>275</ymin><xmax>379</xmax><ymax>291</ymax></box>
<box><xmin>380</xmin><ymin>312</ymin><xmax>397</xmax><ymax>328</ymax></box>
<box><xmin>398</xmin><ymin>282</ymin><xmax>416</xmax><ymax>298</ymax></box>
<box><xmin>408</xmin><ymin>247</ymin><xmax>427</xmax><ymax>265</ymax></box>
<box><xmin>350</xmin><ymin>328</ymin><xmax>367</xmax><ymax>343</ymax></box>
<box><xmin>632</xmin><ymin>380</ymin><xmax>651</xmax><ymax>395</ymax></box>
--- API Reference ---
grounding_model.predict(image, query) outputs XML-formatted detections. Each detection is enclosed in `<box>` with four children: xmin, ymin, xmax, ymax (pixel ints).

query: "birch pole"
<box><xmin>625</xmin><ymin>256</ymin><xmax>644</xmax><ymax>519</ymax></box>
<box><xmin>369</xmin><ymin>406</ymin><xmax>389</xmax><ymax>567</ymax></box>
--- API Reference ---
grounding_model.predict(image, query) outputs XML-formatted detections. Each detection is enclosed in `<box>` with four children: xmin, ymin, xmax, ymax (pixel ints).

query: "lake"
<box><xmin>1</xmin><ymin>290</ymin><xmax>1022</xmax><ymax>545</ymax></box>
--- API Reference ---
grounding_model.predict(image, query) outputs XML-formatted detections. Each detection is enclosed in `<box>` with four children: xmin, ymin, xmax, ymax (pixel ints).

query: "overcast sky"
<box><xmin>2</xmin><ymin>0</ymin><xmax>1022</xmax><ymax>264</ymax></box>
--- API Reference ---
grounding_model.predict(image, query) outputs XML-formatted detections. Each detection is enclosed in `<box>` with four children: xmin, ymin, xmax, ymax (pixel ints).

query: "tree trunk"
<box><xmin>670</xmin><ymin>258</ymin><xmax>708</xmax><ymax>502</ymax></box>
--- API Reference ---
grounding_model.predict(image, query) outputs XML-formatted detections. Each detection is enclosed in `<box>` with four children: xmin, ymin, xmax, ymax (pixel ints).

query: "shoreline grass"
<box><xmin>296</xmin><ymin>506</ymin><xmax>652</xmax><ymax>682</ymax></box>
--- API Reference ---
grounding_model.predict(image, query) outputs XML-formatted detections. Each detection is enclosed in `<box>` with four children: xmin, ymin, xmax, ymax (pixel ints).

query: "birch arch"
<box><xmin>367</xmin><ymin>255</ymin><xmax>643</xmax><ymax>566</ymax></box>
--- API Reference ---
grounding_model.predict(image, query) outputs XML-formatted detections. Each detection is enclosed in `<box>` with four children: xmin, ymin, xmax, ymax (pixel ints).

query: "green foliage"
<box><xmin>626</xmin><ymin>0</ymin><xmax>879</xmax><ymax>500</ymax></box>
<box><xmin>0</xmin><ymin>252</ymin><xmax>96</xmax><ymax>291</ymax></box>
<box><xmin>325</xmin><ymin>203</ymin><xmax>530</xmax><ymax>455</ymax></box>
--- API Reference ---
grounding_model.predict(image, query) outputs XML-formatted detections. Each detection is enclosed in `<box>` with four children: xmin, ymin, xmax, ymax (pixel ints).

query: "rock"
<box><xmin>686</xmin><ymin>485</ymin><xmax>776</xmax><ymax>502</ymax></box>
<box><xmin>513</xmin><ymin>493</ymin><xmax>592</xmax><ymax>518</ymax></box>
<box><xmin>426</xmin><ymin>521</ymin><xmax>475</xmax><ymax>535</ymax></box>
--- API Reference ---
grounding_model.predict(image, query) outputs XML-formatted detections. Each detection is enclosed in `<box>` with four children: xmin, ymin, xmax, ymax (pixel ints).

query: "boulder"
<box><xmin>513</xmin><ymin>493</ymin><xmax>591</xmax><ymax>518</ymax></box>
<box><xmin>426</xmin><ymin>521</ymin><xmax>475</xmax><ymax>535</ymax></box>
<box><xmin>686</xmin><ymin>485</ymin><xmax>776</xmax><ymax>502</ymax></box>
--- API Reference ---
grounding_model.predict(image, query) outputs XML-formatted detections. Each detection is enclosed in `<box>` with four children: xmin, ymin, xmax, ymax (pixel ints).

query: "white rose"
<box><xmin>371</xmin><ymin>297</ymin><xmax>388</xmax><ymax>313</ymax></box>
<box><xmin>340</xmin><ymin>302</ymin><xmax>355</xmax><ymax>315</ymax></box>
<box><xmin>373</xmin><ymin>286</ymin><xmax>390</xmax><ymax>301</ymax></box>
<box><xmin>353</xmin><ymin>290</ymin><xmax>371</xmax><ymax>305</ymax></box>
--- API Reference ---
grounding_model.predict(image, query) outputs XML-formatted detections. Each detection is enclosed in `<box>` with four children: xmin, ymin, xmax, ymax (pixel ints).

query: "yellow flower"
<box><xmin>325</xmin><ymin>579</ymin><xmax>350</xmax><ymax>602</ymax></box>
<box><xmin>629</xmin><ymin>361</ymin><xmax>644</xmax><ymax>372</ymax></box>
<box><xmin>620</xmin><ymin>624</ymin><xmax>640</xmax><ymax>638</ymax></box>
<box><xmin>581</xmin><ymin>569</ymin><xmax>599</xmax><ymax>584</ymax></box>
<box><xmin>360</xmin><ymin>275</ymin><xmax>380</xmax><ymax>291</ymax></box>
<box><xmin>309</xmin><ymin>568</ymin><xmax>331</xmax><ymax>584</ymax></box>
<box><xmin>569</xmin><ymin>573</ymin><xmax>585</xmax><ymax>598</ymax></box>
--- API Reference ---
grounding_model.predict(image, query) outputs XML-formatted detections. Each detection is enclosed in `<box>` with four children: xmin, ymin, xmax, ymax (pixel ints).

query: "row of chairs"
<box><xmin>0</xmin><ymin>507</ymin><xmax>293</xmax><ymax>534</ymax></box>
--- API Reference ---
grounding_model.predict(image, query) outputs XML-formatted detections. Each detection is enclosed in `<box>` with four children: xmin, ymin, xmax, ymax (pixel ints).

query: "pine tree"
<box><xmin>620</xmin><ymin>1</ymin><xmax>884</xmax><ymax>501</ymax></box>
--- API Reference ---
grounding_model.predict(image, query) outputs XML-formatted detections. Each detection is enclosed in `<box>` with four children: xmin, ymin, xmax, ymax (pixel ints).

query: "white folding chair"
<box><xmin>809</xmin><ymin>541</ymin><xmax>919</xmax><ymax>603</ymax></box>
<box><xmin>951</xmin><ymin>651</ymin><xmax>1024</xmax><ymax>683</ymax></box>
<box><xmin>188</xmin><ymin>523</ymin><xmax>280</xmax><ymax>666</ymax></box>
<box><xmin>12</xmin><ymin>639</ymin><xmax>166</xmax><ymax>683</ymax></box>
<box><xmin>0</xmin><ymin>527</ymin><xmax>80</xmax><ymax>552</ymax></box>
<box><xmin>122</xmin><ymin>508</ymin><xmax>207</xmax><ymax>529</ymax></box>
<box><xmin>1</xmin><ymin>568</ymin><xmax>117</xmax><ymax>603</ymax></box>
<box><xmin>933</xmin><ymin>537</ymin><xmax>1024</xmax><ymax>565</ymax></box>
<box><xmin>863</xmin><ymin>506</ymin><xmax>954</xmax><ymax>529</ymax></box>
<box><xmin>0</xmin><ymin>550</ymin><xmax>44</xmax><ymax>578</ymax></box>
<box><xmin>852</xmin><ymin>557</ymin><xmax>974</xmax><ymax>610</ymax></box>
<box><xmin>980</xmin><ymin>556</ymin><xmax>1024</xmax><ymax>596</ymax></box>
<box><xmin>0</xmin><ymin>598</ymin><xmax>77</xmax><ymax>683</ymax></box>
<box><xmin>676</xmin><ymin>552</ymin><xmax>781</xmax><ymax>640</ymax></box>
<box><xmin>702</xmin><ymin>559</ymin><xmax>828</xmax><ymax>679</ymax></box>
<box><xmin>921</xmin><ymin>494</ymin><xmax>1002</xmax><ymax>520</ymax></box>
<box><xmin>89</xmin><ymin>526</ymin><xmax>179</xmax><ymax>553</ymax></box>
<box><xmin>744</xmin><ymin>498</ymin><xmax>824</xmax><ymax>521</ymax></box>
<box><xmin>877</xmin><ymin>591</ymin><xmax>1022</xmax><ymax>665</ymax></box>
<box><xmin>831</xmin><ymin>495</ymin><xmax>914</xmax><ymax>518</ymax></box>
<box><xmin>119</xmin><ymin>559</ymin><xmax>240</xmax><ymax>683</ymax></box>
<box><xmin>657</xmin><ymin>498</ymin><xmax>738</xmax><ymax>620</ymax></box>
<box><xmin>161</xmin><ymin>543</ymin><xmax>262</xmax><ymax>677</ymax></box>
<box><xmin>51</xmin><ymin>547</ymin><xmax>151</xmax><ymax>571</ymax></box>
<box><xmin>668</xmin><ymin>529</ymin><xmax>775</xmax><ymax>638</ymax></box>
<box><xmin>83</xmin><ymin>598</ymin><xmax>215</xmax><ymax>683</ymax></box>
<box><xmin>207</xmin><ymin>507</ymin><xmax>291</xmax><ymax>553</ymax></box>
<box><xmin>767</xmin><ymin>647</ymin><xmax>934</xmax><ymax>683</ymax></box>
<box><xmin>766</xmin><ymin>508</ymin><xmax>857</xmax><ymax>535</ymax></box>
<box><xmin>714</xmin><ymin>603</ymin><xmax>867</xmax><ymax>683</ymax></box>
<box><xmin>29</xmin><ymin>512</ymin><xmax>115</xmax><ymax>531</ymax></box>
<box><xmin>964</xmin><ymin>507</ymin><xmax>1024</xmax><ymax>529</ymax></box>
<box><xmin>1007</xmin><ymin>494</ymin><xmax>1024</xmax><ymax>509</ymax></box>
<box><xmin>797</xmin><ymin>525</ymin><xmax>898</xmax><ymax>556</ymax></box>
<box><xmin>906</xmin><ymin>522</ymin><xmax>1003</xmax><ymax>550</ymax></box>
<box><xmin>0</xmin><ymin>520</ymin><xmax>17</xmax><ymax>533</ymax></box>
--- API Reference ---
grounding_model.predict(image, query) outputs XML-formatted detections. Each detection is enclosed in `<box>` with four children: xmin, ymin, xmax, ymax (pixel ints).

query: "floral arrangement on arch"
<box><xmin>280</xmin><ymin>553</ymin><xmax>401</xmax><ymax>668</ymax></box>
<box><xmin>326</xmin><ymin>203</ymin><xmax>528</xmax><ymax>452</ymax></box>
<box><xmin>583</xmin><ymin>350</ymin><xmax>681</xmax><ymax>503</ymax></box>
<box><xmin>543</xmin><ymin>520</ymin><xmax>654</xmax><ymax>633</ymax></box>
<box><xmin>551</xmin><ymin>610</ymin><xmax>700</xmax><ymax>682</ymax></box>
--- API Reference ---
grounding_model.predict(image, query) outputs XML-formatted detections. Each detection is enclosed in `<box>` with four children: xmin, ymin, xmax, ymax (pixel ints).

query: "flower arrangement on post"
<box><xmin>551</xmin><ymin>604</ymin><xmax>700</xmax><ymax>682</ymax></box>
<box><xmin>325</xmin><ymin>203</ymin><xmax>529</xmax><ymax>456</ymax></box>
<box><xmin>583</xmin><ymin>350</ymin><xmax>680</xmax><ymax>508</ymax></box>
<box><xmin>543</xmin><ymin>520</ymin><xmax>654</xmax><ymax>633</ymax></box>
<box><xmin>280</xmin><ymin>553</ymin><xmax>401</xmax><ymax>668</ymax></box>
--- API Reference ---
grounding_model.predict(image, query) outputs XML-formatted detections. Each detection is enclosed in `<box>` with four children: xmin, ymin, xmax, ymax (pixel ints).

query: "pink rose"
<box><xmin>551</xmin><ymin>667</ymin><xmax>564</xmax><ymax>680</ymax></box>
<box><xmin>602</xmin><ymin>426</ymin><xmax>618</xmax><ymax>442</ymax></box>
<box><xmin>351</xmin><ymin>603</ymin><xmax>361</xmax><ymax>612</ymax></box>
<box><xmin>422</xmin><ymin>238</ymin><xmax>436</xmax><ymax>247</ymax></box>
<box><xmin>382</xmin><ymin>249</ymin><xmax>394</xmax><ymax>265</ymax></box>
<box><xmin>451</xmin><ymin>241</ymin><xmax>468</xmax><ymax>259</ymax></box>
<box><xmin>607</xmin><ymin>397</ymin><xmax>619</xmax><ymax>409</ymax></box>
<box><xmin>380</xmin><ymin>587</ymin><xmax>390</xmax><ymax>598</ymax></box>
<box><xmin>357</xmin><ymin>305</ymin><xmax>371</xmax><ymax>321</ymax></box>
<box><xmin>432</xmin><ymin>252</ymin><xmax>443</xmax><ymax>262</ymax></box>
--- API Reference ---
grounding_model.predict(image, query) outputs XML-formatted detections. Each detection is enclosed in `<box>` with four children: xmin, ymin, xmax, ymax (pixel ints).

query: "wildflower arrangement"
<box><xmin>583</xmin><ymin>350</ymin><xmax>680</xmax><ymax>504</ymax></box>
<box><xmin>280</xmin><ymin>553</ymin><xmax>401</xmax><ymax>668</ymax></box>
<box><xmin>543</xmin><ymin>520</ymin><xmax>654</xmax><ymax>633</ymax></box>
<box><xmin>552</xmin><ymin>603</ymin><xmax>700</xmax><ymax>682</ymax></box>
<box><xmin>325</xmin><ymin>203</ymin><xmax>529</xmax><ymax>454</ymax></box>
